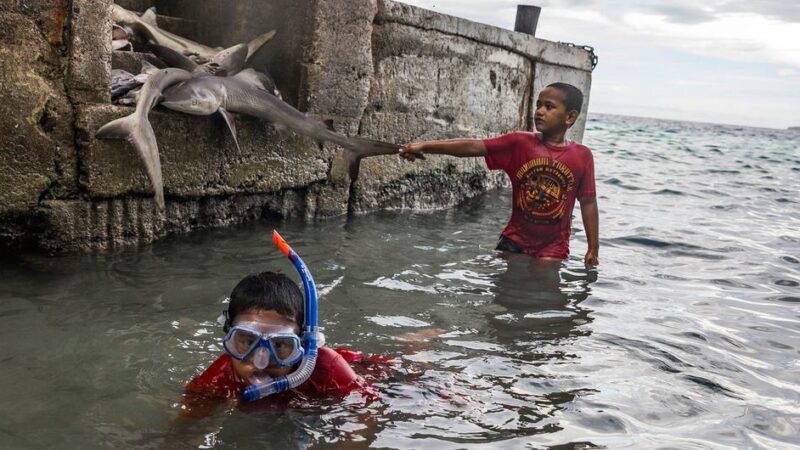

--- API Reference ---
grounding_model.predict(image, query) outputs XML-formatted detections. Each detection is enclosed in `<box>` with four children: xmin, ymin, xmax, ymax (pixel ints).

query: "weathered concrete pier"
<box><xmin>0</xmin><ymin>0</ymin><xmax>594</xmax><ymax>252</ymax></box>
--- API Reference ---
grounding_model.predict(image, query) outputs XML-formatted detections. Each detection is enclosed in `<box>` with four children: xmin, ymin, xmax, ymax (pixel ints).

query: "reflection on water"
<box><xmin>1</xmin><ymin>114</ymin><xmax>799</xmax><ymax>449</ymax></box>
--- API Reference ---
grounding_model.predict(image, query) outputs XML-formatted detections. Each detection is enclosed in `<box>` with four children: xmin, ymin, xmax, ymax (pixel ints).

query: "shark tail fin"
<box><xmin>341</xmin><ymin>136</ymin><xmax>406</xmax><ymax>181</ymax></box>
<box><xmin>95</xmin><ymin>115</ymin><xmax>165</xmax><ymax>211</ymax></box>
<box><xmin>343</xmin><ymin>149</ymin><xmax>362</xmax><ymax>181</ymax></box>
<box><xmin>96</xmin><ymin>115</ymin><xmax>136</xmax><ymax>141</ymax></box>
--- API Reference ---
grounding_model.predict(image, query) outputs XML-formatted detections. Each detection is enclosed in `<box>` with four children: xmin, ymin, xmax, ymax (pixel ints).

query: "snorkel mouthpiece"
<box><xmin>241</xmin><ymin>230</ymin><xmax>320</xmax><ymax>402</ymax></box>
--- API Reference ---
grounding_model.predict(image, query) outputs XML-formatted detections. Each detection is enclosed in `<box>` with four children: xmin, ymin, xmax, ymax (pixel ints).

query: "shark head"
<box><xmin>161</xmin><ymin>80</ymin><xmax>223</xmax><ymax>116</ymax></box>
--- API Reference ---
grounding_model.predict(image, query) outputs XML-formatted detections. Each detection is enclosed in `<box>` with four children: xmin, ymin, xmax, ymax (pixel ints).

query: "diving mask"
<box><xmin>222</xmin><ymin>322</ymin><xmax>304</xmax><ymax>369</ymax></box>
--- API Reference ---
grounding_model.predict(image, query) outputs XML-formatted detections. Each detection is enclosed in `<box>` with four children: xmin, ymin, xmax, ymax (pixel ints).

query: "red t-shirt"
<box><xmin>181</xmin><ymin>347</ymin><xmax>381</xmax><ymax>417</ymax></box>
<box><xmin>484</xmin><ymin>132</ymin><xmax>596</xmax><ymax>258</ymax></box>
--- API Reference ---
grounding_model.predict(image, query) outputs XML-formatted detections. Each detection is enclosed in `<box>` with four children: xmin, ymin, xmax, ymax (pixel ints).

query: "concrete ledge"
<box><xmin>351</xmin><ymin>162</ymin><xmax>508</xmax><ymax>213</ymax></box>
<box><xmin>76</xmin><ymin>104</ymin><xmax>330</xmax><ymax>203</ymax></box>
<box><xmin>35</xmin><ymin>191</ymin><xmax>314</xmax><ymax>252</ymax></box>
<box><xmin>377</xmin><ymin>0</ymin><xmax>594</xmax><ymax>72</ymax></box>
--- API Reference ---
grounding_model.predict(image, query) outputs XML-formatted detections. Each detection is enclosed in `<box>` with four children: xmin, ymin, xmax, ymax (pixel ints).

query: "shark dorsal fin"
<box><xmin>140</xmin><ymin>7</ymin><xmax>158</xmax><ymax>26</ymax></box>
<box><xmin>246</xmin><ymin>30</ymin><xmax>277</xmax><ymax>61</ymax></box>
<box><xmin>204</xmin><ymin>43</ymin><xmax>248</xmax><ymax>76</ymax></box>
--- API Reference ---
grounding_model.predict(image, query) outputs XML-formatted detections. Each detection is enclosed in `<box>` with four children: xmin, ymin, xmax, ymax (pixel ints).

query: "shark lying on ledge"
<box><xmin>97</xmin><ymin>66</ymin><xmax>402</xmax><ymax>211</ymax></box>
<box><xmin>112</xmin><ymin>4</ymin><xmax>275</xmax><ymax>63</ymax></box>
<box><xmin>160</xmin><ymin>72</ymin><xmax>402</xmax><ymax>180</ymax></box>
<box><xmin>98</xmin><ymin>27</ymin><xmax>285</xmax><ymax>211</ymax></box>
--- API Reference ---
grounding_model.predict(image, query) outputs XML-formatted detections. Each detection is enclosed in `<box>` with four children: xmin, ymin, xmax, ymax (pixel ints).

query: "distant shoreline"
<box><xmin>588</xmin><ymin>112</ymin><xmax>797</xmax><ymax>132</ymax></box>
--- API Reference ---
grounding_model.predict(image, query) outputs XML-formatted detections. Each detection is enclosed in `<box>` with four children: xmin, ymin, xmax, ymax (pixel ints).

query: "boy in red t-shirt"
<box><xmin>179</xmin><ymin>271</ymin><xmax>380</xmax><ymax>419</ymax></box>
<box><xmin>400</xmin><ymin>82</ymin><xmax>599</xmax><ymax>265</ymax></box>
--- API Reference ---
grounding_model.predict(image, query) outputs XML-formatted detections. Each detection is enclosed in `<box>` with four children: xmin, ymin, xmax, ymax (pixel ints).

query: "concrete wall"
<box><xmin>0</xmin><ymin>0</ymin><xmax>595</xmax><ymax>252</ymax></box>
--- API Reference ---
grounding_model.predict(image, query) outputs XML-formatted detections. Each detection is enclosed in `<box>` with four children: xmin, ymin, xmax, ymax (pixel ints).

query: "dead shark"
<box><xmin>141</xmin><ymin>44</ymin><xmax>271</xmax><ymax>151</ymax></box>
<box><xmin>112</xmin><ymin>5</ymin><xmax>275</xmax><ymax>63</ymax></box>
<box><xmin>96</xmin><ymin>38</ymin><xmax>277</xmax><ymax>207</ymax></box>
<box><xmin>96</xmin><ymin>68</ymin><xmax>194</xmax><ymax>210</ymax></box>
<box><xmin>160</xmin><ymin>74</ymin><xmax>402</xmax><ymax>180</ymax></box>
<box><xmin>147</xmin><ymin>42</ymin><xmax>281</xmax><ymax>99</ymax></box>
<box><xmin>147</xmin><ymin>41</ymin><xmax>249</xmax><ymax>77</ymax></box>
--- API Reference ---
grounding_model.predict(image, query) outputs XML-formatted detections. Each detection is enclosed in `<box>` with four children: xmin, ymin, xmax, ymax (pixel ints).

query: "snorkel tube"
<box><xmin>241</xmin><ymin>230</ymin><xmax>320</xmax><ymax>402</ymax></box>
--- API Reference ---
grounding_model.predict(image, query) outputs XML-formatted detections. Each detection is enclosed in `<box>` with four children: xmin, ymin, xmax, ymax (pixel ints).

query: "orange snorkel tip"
<box><xmin>272</xmin><ymin>230</ymin><xmax>291</xmax><ymax>257</ymax></box>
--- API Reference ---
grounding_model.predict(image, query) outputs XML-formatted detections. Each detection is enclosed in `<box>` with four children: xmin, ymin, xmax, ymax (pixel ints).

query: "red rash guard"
<box><xmin>181</xmin><ymin>347</ymin><xmax>382</xmax><ymax>418</ymax></box>
<box><xmin>484</xmin><ymin>131</ymin><xmax>596</xmax><ymax>259</ymax></box>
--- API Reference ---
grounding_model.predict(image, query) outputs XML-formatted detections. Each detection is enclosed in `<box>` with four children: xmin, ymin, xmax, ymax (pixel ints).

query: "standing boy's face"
<box><xmin>534</xmin><ymin>87</ymin><xmax>575</xmax><ymax>135</ymax></box>
<box><xmin>229</xmin><ymin>309</ymin><xmax>300</xmax><ymax>384</ymax></box>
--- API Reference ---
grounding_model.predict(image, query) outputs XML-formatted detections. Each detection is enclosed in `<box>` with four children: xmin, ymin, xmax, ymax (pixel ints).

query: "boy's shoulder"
<box><xmin>568</xmin><ymin>140</ymin><xmax>593</xmax><ymax>156</ymax></box>
<box><xmin>484</xmin><ymin>131</ymin><xmax>536</xmax><ymax>151</ymax></box>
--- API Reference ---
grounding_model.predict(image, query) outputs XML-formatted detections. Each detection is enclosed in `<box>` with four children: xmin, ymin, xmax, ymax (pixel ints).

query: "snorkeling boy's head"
<box><xmin>223</xmin><ymin>272</ymin><xmax>305</xmax><ymax>383</ymax></box>
<box><xmin>535</xmin><ymin>83</ymin><xmax>584</xmax><ymax>134</ymax></box>
<box><xmin>224</xmin><ymin>271</ymin><xmax>304</xmax><ymax>332</ymax></box>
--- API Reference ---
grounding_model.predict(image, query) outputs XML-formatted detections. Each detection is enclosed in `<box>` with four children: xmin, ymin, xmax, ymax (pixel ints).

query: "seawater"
<box><xmin>0</xmin><ymin>114</ymin><xmax>798</xmax><ymax>449</ymax></box>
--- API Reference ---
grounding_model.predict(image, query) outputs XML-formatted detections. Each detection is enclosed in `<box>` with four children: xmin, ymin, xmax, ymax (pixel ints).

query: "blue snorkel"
<box><xmin>241</xmin><ymin>230</ymin><xmax>320</xmax><ymax>402</ymax></box>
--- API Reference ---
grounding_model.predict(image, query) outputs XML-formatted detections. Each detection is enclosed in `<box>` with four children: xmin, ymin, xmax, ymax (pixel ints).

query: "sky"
<box><xmin>400</xmin><ymin>0</ymin><xmax>800</xmax><ymax>129</ymax></box>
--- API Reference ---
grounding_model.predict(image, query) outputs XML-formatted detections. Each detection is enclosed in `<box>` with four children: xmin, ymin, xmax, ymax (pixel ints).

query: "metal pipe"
<box><xmin>514</xmin><ymin>5</ymin><xmax>541</xmax><ymax>36</ymax></box>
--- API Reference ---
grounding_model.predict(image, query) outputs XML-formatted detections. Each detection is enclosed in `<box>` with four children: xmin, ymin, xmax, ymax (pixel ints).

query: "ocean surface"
<box><xmin>0</xmin><ymin>113</ymin><xmax>798</xmax><ymax>449</ymax></box>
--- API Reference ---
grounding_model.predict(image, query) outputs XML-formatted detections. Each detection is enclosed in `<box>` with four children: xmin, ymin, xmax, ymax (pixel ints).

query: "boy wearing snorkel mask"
<box><xmin>181</xmin><ymin>271</ymin><xmax>374</xmax><ymax>417</ymax></box>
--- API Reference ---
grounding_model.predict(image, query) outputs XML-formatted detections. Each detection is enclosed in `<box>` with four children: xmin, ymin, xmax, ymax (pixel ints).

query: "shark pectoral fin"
<box><xmin>218</xmin><ymin>108</ymin><xmax>241</xmax><ymax>152</ymax></box>
<box><xmin>140</xmin><ymin>7</ymin><xmax>158</xmax><ymax>26</ymax></box>
<box><xmin>245</xmin><ymin>30</ymin><xmax>277</xmax><ymax>60</ymax></box>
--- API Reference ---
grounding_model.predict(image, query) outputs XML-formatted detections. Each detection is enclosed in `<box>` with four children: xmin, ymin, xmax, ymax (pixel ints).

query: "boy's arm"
<box><xmin>400</xmin><ymin>139</ymin><xmax>487</xmax><ymax>161</ymax></box>
<box><xmin>579</xmin><ymin>196</ymin><xmax>599</xmax><ymax>266</ymax></box>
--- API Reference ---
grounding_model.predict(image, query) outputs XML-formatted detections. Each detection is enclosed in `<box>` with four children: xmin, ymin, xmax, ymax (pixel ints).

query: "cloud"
<box><xmin>725</xmin><ymin>0</ymin><xmax>800</xmax><ymax>23</ymax></box>
<box><xmin>622</xmin><ymin>12</ymin><xmax>800</xmax><ymax>68</ymax></box>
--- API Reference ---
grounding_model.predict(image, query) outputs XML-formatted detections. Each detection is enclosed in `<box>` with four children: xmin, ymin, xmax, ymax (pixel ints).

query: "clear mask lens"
<box><xmin>223</xmin><ymin>326</ymin><xmax>303</xmax><ymax>367</ymax></box>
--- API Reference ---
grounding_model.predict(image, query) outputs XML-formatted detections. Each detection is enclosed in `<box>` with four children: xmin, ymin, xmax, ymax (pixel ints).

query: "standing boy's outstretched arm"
<box><xmin>400</xmin><ymin>139</ymin><xmax>488</xmax><ymax>161</ymax></box>
<box><xmin>579</xmin><ymin>196</ymin><xmax>599</xmax><ymax>266</ymax></box>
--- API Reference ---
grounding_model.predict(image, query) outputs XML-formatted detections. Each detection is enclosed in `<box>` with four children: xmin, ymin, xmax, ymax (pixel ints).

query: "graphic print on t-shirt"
<box><xmin>515</xmin><ymin>157</ymin><xmax>575</xmax><ymax>224</ymax></box>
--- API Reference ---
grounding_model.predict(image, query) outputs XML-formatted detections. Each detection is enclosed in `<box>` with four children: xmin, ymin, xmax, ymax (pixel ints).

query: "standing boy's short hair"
<box><xmin>547</xmin><ymin>82</ymin><xmax>584</xmax><ymax>115</ymax></box>
<box><xmin>224</xmin><ymin>271</ymin><xmax>304</xmax><ymax>331</ymax></box>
